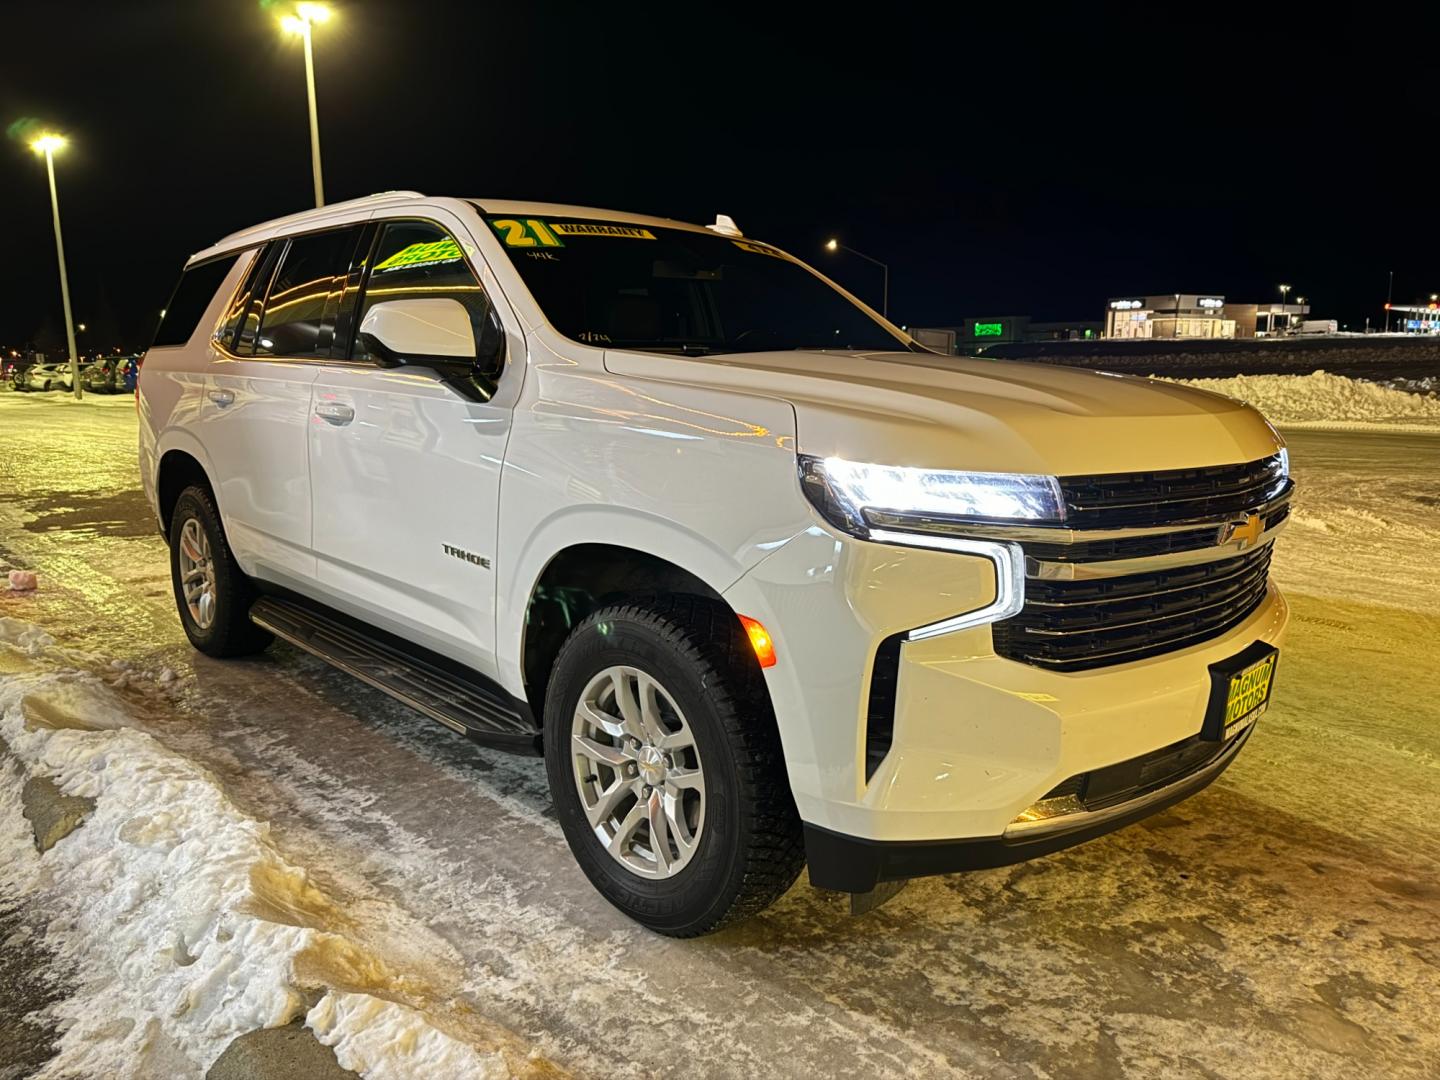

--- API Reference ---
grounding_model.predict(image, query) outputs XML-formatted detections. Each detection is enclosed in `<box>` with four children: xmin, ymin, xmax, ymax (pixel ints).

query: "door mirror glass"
<box><xmin>358</xmin><ymin>298</ymin><xmax>476</xmax><ymax>368</ymax></box>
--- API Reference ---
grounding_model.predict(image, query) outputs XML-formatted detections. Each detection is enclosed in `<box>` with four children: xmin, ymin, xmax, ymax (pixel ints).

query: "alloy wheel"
<box><xmin>570</xmin><ymin>665</ymin><xmax>706</xmax><ymax>879</ymax></box>
<box><xmin>177</xmin><ymin>517</ymin><xmax>217</xmax><ymax>630</ymax></box>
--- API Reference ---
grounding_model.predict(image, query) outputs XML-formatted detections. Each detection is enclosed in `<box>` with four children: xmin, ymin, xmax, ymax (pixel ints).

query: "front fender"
<box><xmin>496</xmin><ymin>505</ymin><xmax>804</xmax><ymax>696</ymax></box>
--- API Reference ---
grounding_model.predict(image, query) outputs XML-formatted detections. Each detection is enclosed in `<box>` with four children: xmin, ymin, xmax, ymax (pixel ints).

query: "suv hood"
<box><xmin>602</xmin><ymin>349</ymin><xmax>1282</xmax><ymax>475</ymax></box>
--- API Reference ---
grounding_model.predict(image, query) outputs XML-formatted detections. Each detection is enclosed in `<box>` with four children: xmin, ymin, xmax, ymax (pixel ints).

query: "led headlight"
<box><xmin>798</xmin><ymin>454</ymin><xmax>1065</xmax><ymax>539</ymax></box>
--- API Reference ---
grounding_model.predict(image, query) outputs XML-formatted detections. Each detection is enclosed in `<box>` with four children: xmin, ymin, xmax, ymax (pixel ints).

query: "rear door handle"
<box><xmin>208</xmin><ymin>389</ymin><xmax>235</xmax><ymax>407</ymax></box>
<box><xmin>314</xmin><ymin>402</ymin><xmax>355</xmax><ymax>425</ymax></box>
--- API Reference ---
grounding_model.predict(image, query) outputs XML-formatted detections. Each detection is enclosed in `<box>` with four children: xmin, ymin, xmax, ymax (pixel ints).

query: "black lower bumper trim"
<box><xmin>805</xmin><ymin>726</ymin><xmax>1247</xmax><ymax>893</ymax></box>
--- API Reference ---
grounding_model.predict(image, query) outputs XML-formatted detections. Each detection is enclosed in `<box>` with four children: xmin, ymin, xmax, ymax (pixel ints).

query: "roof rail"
<box><xmin>206</xmin><ymin>190</ymin><xmax>429</xmax><ymax>253</ymax></box>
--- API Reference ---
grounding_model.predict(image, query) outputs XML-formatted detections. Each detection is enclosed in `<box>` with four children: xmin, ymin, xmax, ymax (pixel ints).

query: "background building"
<box><xmin>1386</xmin><ymin>302</ymin><xmax>1440</xmax><ymax>334</ymax></box>
<box><xmin>1224</xmin><ymin>302</ymin><xmax>1313</xmax><ymax>338</ymax></box>
<box><xmin>909</xmin><ymin>316</ymin><xmax>1101</xmax><ymax>353</ymax></box>
<box><xmin>1104</xmin><ymin>295</ymin><xmax>1312</xmax><ymax>339</ymax></box>
<box><xmin>1105</xmin><ymin>295</ymin><xmax>1233</xmax><ymax>339</ymax></box>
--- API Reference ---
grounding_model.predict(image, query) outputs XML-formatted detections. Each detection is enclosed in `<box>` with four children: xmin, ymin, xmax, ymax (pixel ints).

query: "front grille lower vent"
<box><xmin>864</xmin><ymin>633</ymin><xmax>904</xmax><ymax>780</ymax></box>
<box><xmin>992</xmin><ymin>545</ymin><xmax>1273</xmax><ymax>671</ymax></box>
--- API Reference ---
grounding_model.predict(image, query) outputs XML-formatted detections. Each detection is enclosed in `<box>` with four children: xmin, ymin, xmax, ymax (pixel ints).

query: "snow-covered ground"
<box><xmin>1159</xmin><ymin>370</ymin><xmax>1440</xmax><ymax>430</ymax></box>
<box><xmin>2</xmin><ymin>394</ymin><xmax>1439</xmax><ymax>1079</ymax></box>
<box><xmin>0</xmin><ymin>638</ymin><xmax>550</xmax><ymax>1079</ymax></box>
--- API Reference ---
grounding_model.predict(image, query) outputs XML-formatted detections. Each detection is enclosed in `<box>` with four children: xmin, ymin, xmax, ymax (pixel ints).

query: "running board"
<box><xmin>250</xmin><ymin>595</ymin><xmax>541</xmax><ymax>754</ymax></box>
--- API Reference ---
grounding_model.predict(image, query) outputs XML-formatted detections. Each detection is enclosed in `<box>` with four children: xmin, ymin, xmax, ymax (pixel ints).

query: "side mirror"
<box><xmin>358</xmin><ymin>298</ymin><xmax>476</xmax><ymax>369</ymax></box>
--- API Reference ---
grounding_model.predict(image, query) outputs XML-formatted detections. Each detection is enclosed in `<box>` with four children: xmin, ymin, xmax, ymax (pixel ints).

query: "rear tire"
<box><xmin>168</xmin><ymin>484</ymin><xmax>273</xmax><ymax>658</ymax></box>
<box><xmin>543</xmin><ymin>596</ymin><xmax>804</xmax><ymax>936</ymax></box>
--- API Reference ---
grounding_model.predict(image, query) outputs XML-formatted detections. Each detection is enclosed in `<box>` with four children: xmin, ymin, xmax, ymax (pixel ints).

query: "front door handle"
<box><xmin>208</xmin><ymin>389</ymin><xmax>235</xmax><ymax>407</ymax></box>
<box><xmin>314</xmin><ymin>402</ymin><xmax>355</xmax><ymax>425</ymax></box>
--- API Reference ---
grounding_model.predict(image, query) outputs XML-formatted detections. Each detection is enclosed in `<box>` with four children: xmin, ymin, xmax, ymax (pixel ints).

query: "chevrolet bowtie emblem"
<box><xmin>1219</xmin><ymin>513</ymin><xmax>1265</xmax><ymax>549</ymax></box>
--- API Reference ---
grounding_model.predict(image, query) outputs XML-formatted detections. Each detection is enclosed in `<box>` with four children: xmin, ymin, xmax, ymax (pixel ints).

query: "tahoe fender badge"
<box><xmin>442</xmin><ymin>543</ymin><xmax>491</xmax><ymax>570</ymax></box>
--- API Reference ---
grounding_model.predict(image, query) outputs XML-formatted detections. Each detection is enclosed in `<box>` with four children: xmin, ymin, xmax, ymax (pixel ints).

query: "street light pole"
<box><xmin>825</xmin><ymin>239</ymin><xmax>890</xmax><ymax>318</ymax></box>
<box><xmin>281</xmin><ymin>4</ymin><xmax>331</xmax><ymax>208</ymax></box>
<box><xmin>32</xmin><ymin>134</ymin><xmax>81</xmax><ymax>400</ymax></box>
<box><xmin>1385</xmin><ymin>269</ymin><xmax>1394</xmax><ymax>333</ymax></box>
<box><xmin>1277</xmin><ymin>283</ymin><xmax>1291</xmax><ymax>337</ymax></box>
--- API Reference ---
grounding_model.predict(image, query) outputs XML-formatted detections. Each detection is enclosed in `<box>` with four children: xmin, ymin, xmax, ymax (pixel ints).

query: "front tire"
<box><xmin>543</xmin><ymin>596</ymin><xmax>804</xmax><ymax>936</ymax></box>
<box><xmin>168</xmin><ymin>485</ymin><xmax>272</xmax><ymax>658</ymax></box>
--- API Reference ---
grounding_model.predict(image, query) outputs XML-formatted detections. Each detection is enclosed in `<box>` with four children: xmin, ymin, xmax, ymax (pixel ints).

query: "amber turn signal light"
<box><xmin>738</xmin><ymin>615</ymin><xmax>777</xmax><ymax>668</ymax></box>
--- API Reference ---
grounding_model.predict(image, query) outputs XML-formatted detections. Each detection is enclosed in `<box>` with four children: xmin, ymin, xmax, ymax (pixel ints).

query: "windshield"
<box><xmin>484</xmin><ymin>216</ymin><xmax>915</xmax><ymax>356</ymax></box>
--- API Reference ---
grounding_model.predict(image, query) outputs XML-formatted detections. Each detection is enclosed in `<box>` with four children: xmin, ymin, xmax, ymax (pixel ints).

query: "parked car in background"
<box><xmin>12</xmin><ymin>361</ymin><xmax>74</xmax><ymax>392</ymax></box>
<box><xmin>81</xmin><ymin>355</ymin><xmax>140</xmax><ymax>393</ymax></box>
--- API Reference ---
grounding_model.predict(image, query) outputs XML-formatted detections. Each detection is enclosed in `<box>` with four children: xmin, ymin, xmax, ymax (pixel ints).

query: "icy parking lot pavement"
<box><xmin>0</xmin><ymin>645</ymin><xmax>555</xmax><ymax>1079</ymax></box>
<box><xmin>2</xmin><ymin>395</ymin><xmax>1440</xmax><ymax>1079</ymax></box>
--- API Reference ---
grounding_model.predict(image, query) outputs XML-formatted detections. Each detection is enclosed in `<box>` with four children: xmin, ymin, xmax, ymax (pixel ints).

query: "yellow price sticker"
<box><xmin>374</xmin><ymin>238</ymin><xmax>464</xmax><ymax>272</ymax></box>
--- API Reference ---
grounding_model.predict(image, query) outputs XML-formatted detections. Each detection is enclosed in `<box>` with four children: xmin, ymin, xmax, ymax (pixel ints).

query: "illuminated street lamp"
<box><xmin>1277</xmin><ymin>283</ymin><xmax>1291</xmax><ymax>337</ymax></box>
<box><xmin>30</xmin><ymin>132</ymin><xmax>81</xmax><ymax>400</ymax></box>
<box><xmin>279</xmin><ymin>3</ymin><xmax>332</xmax><ymax>207</ymax></box>
<box><xmin>825</xmin><ymin>238</ymin><xmax>890</xmax><ymax>317</ymax></box>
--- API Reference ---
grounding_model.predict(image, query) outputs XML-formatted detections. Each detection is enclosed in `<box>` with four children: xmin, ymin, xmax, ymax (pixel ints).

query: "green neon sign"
<box><xmin>973</xmin><ymin>322</ymin><xmax>1004</xmax><ymax>337</ymax></box>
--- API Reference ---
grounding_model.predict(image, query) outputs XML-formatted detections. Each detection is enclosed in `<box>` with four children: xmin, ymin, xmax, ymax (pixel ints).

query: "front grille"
<box><xmin>992</xmin><ymin>544</ymin><xmax>1273</xmax><ymax>671</ymax></box>
<box><xmin>1024</xmin><ymin>501</ymin><xmax>1292</xmax><ymax>564</ymax></box>
<box><xmin>1059</xmin><ymin>454</ymin><xmax>1289</xmax><ymax>529</ymax></box>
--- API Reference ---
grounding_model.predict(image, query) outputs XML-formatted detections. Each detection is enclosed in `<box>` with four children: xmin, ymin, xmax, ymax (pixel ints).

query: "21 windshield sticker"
<box><xmin>489</xmin><ymin>219</ymin><xmax>564</xmax><ymax>247</ymax></box>
<box><xmin>488</xmin><ymin>218</ymin><xmax>658</xmax><ymax>247</ymax></box>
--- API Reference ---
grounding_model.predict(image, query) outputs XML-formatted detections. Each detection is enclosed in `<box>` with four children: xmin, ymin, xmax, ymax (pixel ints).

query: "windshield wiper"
<box><xmin>624</xmin><ymin>343</ymin><xmax>713</xmax><ymax>356</ymax></box>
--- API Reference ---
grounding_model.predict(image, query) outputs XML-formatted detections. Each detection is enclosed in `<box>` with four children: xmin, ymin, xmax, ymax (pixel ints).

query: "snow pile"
<box><xmin>1381</xmin><ymin>375</ymin><xmax>1440</xmax><ymax>394</ymax></box>
<box><xmin>308</xmin><ymin>992</ymin><xmax>521</xmax><ymax>1080</ymax></box>
<box><xmin>0</xmin><ymin>615</ymin><xmax>54</xmax><ymax>656</ymax></box>
<box><xmin>1161</xmin><ymin>370</ymin><xmax>1440</xmax><ymax>430</ymax></box>
<box><xmin>0</xmin><ymin>642</ymin><xmax>545</xmax><ymax>1079</ymax></box>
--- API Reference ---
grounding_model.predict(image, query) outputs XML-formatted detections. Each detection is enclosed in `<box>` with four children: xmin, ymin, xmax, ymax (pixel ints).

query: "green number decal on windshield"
<box><xmin>489</xmin><ymin>219</ymin><xmax>564</xmax><ymax>248</ymax></box>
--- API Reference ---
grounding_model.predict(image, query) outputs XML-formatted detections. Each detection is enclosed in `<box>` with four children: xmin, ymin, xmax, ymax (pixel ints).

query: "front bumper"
<box><xmin>805</xmin><ymin>722</ymin><xmax>1254</xmax><ymax>892</ymax></box>
<box><xmin>723</xmin><ymin>523</ymin><xmax>1290</xmax><ymax>864</ymax></box>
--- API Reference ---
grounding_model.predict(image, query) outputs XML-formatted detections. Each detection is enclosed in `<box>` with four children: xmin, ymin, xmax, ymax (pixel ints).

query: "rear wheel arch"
<box><xmin>156</xmin><ymin>449</ymin><xmax>213</xmax><ymax>535</ymax></box>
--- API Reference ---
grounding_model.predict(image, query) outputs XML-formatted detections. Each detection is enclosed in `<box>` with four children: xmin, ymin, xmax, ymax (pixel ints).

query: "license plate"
<box><xmin>1201</xmin><ymin>642</ymin><xmax>1279</xmax><ymax>741</ymax></box>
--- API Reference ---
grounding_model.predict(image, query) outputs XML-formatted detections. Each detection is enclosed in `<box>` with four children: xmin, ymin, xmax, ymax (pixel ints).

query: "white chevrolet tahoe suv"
<box><xmin>139</xmin><ymin>192</ymin><xmax>1291</xmax><ymax>935</ymax></box>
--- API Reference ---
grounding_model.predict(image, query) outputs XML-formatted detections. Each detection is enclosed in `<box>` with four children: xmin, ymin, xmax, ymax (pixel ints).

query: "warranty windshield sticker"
<box><xmin>550</xmin><ymin>222</ymin><xmax>656</xmax><ymax>240</ymax></box>
<box><xmin>489</xmin><ymin>218</ymin><xmax>565</xmax><ymax>248</ymax></box>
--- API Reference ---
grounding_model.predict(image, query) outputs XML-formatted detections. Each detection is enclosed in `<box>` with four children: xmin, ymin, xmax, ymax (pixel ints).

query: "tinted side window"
<box><xmin>233</xmin><ymin>242</ymin><xmax>283</xmax><ymax>356</ymax></box>
<box><xmin>216</xmin><ymin>246</ymin><xmax>270</xmax><ymax>351</ymax></box>
<box><xmin>152</xmin><ymin>254</ymin><xmax>240</xmax><ymax>348</ymax></box>
<box><xmin>254</xmin><ymin>228</ymin><xmax>357</xmax><ymax>358</ymax></box>
<box><xmin>353</xmin><ymin>222</ymin><xmax>502</xmax><ymax>374</ymax></box>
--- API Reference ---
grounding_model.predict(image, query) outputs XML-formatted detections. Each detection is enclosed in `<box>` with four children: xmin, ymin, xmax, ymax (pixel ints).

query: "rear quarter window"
<box><xmin>152</xmin><ymin>254</ymin><xmax>241</xmax><ymax>348</ymax></box>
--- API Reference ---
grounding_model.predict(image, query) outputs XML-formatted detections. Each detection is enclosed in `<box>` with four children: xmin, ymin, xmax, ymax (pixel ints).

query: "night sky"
<box><xmin>0</xmin><ymin>3</ymin><xmax>1428</xmax><ymax>350</ymax></box>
